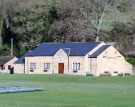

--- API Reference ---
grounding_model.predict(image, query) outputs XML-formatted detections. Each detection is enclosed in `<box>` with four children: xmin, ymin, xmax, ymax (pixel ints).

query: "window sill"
<box><xmin>44</xmin><ymin>70</ymin><xmax>48</xmax><ymax>72</ymax></box>
<box><xmin>73</xmin><ymin>70</ymin><xmax>78</xmax><ymax>73</ymax></box>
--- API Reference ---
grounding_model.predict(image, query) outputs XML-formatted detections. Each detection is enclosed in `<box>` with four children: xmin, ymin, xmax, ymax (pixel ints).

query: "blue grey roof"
<box><xmin>26</xmin><ymin>42</ymin><xmax>100</xmax><ymax>56</ymax></box>
<box><xmin>89</xmin><ymin>45</ymin><xmax>110</xmax><ymax>58</ymax></box>
<box><xmin>0</xmin><ymin>56</ymin><xmax>14</xmax><ymax>64</ymax></box>
<box><xmin>15</xmin><ymin>57</ymin><xmax>24</xmax><ymax>64</ymax></box>
<box><xmin>15</xmin><ymin>51</ymin><xmax>32</xmax><ymax>64</ymax></box>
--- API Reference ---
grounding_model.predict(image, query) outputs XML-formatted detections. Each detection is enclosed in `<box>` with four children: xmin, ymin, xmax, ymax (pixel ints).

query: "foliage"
<box><xmin>116</xmin><ymin>0</ymin><xmax>130</xmax><ymax>12</ymax></box>
<box><xmin>108</xmin><ymin>22</ymin><xmax>134</xmax><ymax>51</ymax></box>
<box><xmin>127</xmin><ymin>57</ymin><xmax>135</xmax><ymax>65</ymax></box>
<box><xmin>8</xmin><ymin>4</ymin><xmax>57</xmax><ymax>56</ymax></box>
<box><xmin>11</xmin><ymin>6</ymin><xmax>50</xmax><ymax>45</ymax></box>
<box><xmin>0</xmin><ymin>44</ymin><xmax>10</xmax><ymax>55</ymax></box>
<box><xmin>0</xmin><ymin>0</ymin><xmax>135</xmax><ymax>56</ymax></box>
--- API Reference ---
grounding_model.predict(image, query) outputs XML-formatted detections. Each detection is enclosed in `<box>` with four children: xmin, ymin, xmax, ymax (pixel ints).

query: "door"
<box><xmin>58</xmin><ymin>63</ymin><xmax>64</xmax><ymax>74</ymax></box>
<box><xmin>10</xmin><ymin>67</ymin><xmax>14</xmax><ymax>74</ymax></box>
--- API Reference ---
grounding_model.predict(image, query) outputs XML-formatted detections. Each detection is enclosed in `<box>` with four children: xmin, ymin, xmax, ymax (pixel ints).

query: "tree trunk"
<box><xmin>0</xmin><ymin>19</ymin><xmax>3</xmax><ymax>48</ymax></box>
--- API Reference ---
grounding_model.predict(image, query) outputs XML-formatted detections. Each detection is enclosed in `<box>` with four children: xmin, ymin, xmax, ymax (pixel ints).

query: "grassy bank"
<box><xmin>0</xmin><ymin>74</ymin><xmax>134</xmax><ymax>107</ymax></box>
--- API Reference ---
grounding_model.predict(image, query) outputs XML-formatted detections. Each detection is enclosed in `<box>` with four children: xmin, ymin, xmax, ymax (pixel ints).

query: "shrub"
<box><xmin>127</xmin><ymin>57</ymin><xmax>135</xmax><ymax>65</ymax></box>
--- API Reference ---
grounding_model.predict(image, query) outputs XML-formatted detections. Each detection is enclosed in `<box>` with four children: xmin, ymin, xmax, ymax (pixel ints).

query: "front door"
<box><xmin>58</xmin><ymin>63</ymin><xmax>64</xmax><ymax>74</ymax></box>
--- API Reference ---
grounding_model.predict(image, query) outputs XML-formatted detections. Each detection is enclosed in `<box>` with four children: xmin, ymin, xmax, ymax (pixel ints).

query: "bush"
<box><xmin>124</xmin><ymin>73</ymin><xmax>131</xmax><ymax>76</ymax></box>
<box><xmin>86</xmin><ymin>73</ymin><xmax>94</xmax><ymax>77</ymax></box>
<box><xmin>127</xmin><ymin>57</ymin><xmax>135</xmax><ymax>65</ymax></box>
<box><xmin>118</xmin><ymin>73</ymin><xmax>124</xmax><ymax>76</ymax></box>
<box><xmin>100</xmin><ymin>72</ymin><xmax>111</xmax><ymax>76</ymax></box>
<box><xmin>118</xmin><ymin>73</ymin><xmax>131</xmax><ymax>76</ymax></box>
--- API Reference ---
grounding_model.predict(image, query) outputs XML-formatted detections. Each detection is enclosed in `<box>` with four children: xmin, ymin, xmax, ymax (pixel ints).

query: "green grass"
<box><xmin>0</xmin><ymin>74</ymin><xmax>134</xmax><ymax>107</ymax></box>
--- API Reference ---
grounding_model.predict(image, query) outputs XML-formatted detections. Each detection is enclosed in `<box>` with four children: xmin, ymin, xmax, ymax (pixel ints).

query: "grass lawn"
<box><xmin>0</xmin><ymin>75</ymin><xmax>134</xmax><ymax>107</ymax></box>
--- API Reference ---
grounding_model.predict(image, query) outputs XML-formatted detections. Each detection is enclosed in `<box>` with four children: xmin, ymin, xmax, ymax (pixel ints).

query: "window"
<box><xmin>8</xmin><ymin>65</ymin><xmax>11</xmax><ymax>70</ymax></box>
<box><xmin>44</xmin><ymin>63</ymin><xmax>50</xmax><ymax>72</ymax></box>
<box><xmin>72</xmin><ymin>63</ymin><xmax>80</xmax><ymax>72</ymax></box>
<box><xmin>0</xmin><ymin>65</ymin><xmax>5</xmax><ymax>70</ymax></box>
<box><xmin>30</xmin><ymin>63</ymin><xmax>36</xmax><ymax>72</ymax></box>
<box><xmin>114</xmin><ymin>71</ymin><xmax>118</xmax><ymax>74</ymax></box>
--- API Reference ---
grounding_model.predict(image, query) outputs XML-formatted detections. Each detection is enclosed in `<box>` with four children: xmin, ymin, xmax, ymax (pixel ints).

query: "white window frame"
<box><xmin>30</xmin><ymin>63</ymin><xmax>36</xmax><ymax>72</ymax></box>
<box><xmin>44</xmin><ymin>63</ymin><xmax>50</xmax><ymax>72</ymax></box>
<box><xmin>72</xmin><ymin>62</ymin><xmax>80</xmax><ymax>72</ymax></box>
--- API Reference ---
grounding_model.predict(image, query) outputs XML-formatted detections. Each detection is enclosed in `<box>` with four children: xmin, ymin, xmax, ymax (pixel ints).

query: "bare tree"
<box><xmin>48</xmin><ymin>0</ymin><xmax>117</xmax><ymax>42</ymax></box>
<box><xmin>93</xmin><ymin>0</ymin><xmax>114</xmax><ymax>42</ymax></box>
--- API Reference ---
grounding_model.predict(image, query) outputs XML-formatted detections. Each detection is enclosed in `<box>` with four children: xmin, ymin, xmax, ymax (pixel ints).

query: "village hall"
<box><xmin>14</xmin><ymin>42</ymin><xmax>133</xmax><ymax>76</ymax></box>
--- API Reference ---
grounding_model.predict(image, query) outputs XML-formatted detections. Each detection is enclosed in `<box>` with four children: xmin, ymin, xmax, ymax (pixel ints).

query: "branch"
<box><xmin>96</xmin><ymin>0</ymin><xmax>113</xmax><ymax>42</ymax></box>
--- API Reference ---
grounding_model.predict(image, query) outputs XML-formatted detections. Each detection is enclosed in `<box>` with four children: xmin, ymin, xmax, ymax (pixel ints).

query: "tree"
<box><xmin>0</xmin><ymin>0</ymin><xmax>19</xmax><ymax>53</ymax></box>
<box><xmin>0</xmin><ymin>0</ymin><xmax>5</xmax><ymax>47</ymax></box>
<box><xmin>111</xmin><ymin>22</ymin><xmax>134</xmax><ymax>52</ymax></box>
<box><xmin>10</xmin><ymin>4</ymin><xmax>56</xmax><ymax>55</ymax></box>
<box><xmin>0</xmin><ymin>0</ymin><xmax>135</xmax><ymax>56</ymax></box>
<box><xmin>48</xmin><ymin>0</ymin><xmax>119</xmax><ymax>42</ymax></box>
<box><xmin>116</xmin><ymin>0</ymin><xmax>130</xmax><ymax>12</ymax></box>
<box><xmin>48</xmin><ymin>0</ymin><xmax>98</xmax><ymax>42</ymax></box>
<box><xmin>90</xmin><ymin>0</ymin><xmax>114</xmax><ymax>42</ymax></box>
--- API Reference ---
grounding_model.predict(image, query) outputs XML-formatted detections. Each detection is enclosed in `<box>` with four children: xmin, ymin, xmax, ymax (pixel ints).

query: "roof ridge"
<box><xmin>40</xmin><ymin>42</ymin><xmax>101</xmax><ymax>45</ymax></box>
<box><xmin>89</xmin><ymin>45</ymin><xmax>110</xmax><ymax>58</ymax></box>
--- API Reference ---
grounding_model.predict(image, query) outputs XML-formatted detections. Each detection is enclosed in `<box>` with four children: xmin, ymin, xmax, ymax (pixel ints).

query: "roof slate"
<box><xmin>0</xmin><ymin>56</ymin><xmax>14</xmax><ymax>65</ymax></box>
<box><xmin>89</xmin><ymin>45</ymin><xmax>110</xmax><ymax>58</ymax></box>
<box><xmin>26</xmin><ymin>42</ymin><xmax>100</xmax><ymax>56</ymax></box>
<box><xmin>16</xmin><ymin>42</ymin><xmax>111</xmax><ymax>64</ymax></box>
<box><xmin>15</xmin><ymin>51</ymin><xmax>32</xmax><ymax>64</ymax></box>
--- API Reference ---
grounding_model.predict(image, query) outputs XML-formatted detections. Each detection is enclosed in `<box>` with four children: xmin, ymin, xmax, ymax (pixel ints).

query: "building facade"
<box><xmin>0</xmin><ymin>56</ymin><xmax>18</xmax><ymax>74</ymax></box>
<box><xmin>15</xmin><ymin>42</ymin><xmax>133</xmax><ymax>76</ymax></box>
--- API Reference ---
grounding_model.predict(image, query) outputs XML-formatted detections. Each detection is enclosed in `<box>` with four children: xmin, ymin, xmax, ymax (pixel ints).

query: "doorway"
<box><xmin>58</xmin><ymin>63</ymin><xmax>64</xmax><ymax>74</ymax></box>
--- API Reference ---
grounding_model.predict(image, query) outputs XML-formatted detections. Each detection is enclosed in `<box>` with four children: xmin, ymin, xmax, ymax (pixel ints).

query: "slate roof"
<box><xmin>15</xmin><ymin>51</ymin><xmax>32</xmax><ymax>64</ymax></box>
<box><xmin>0</xmin><ymin>56</ymin><xmax>14</xmax><ymax>65</ymax></box>
<box><xmin>15</xmin><ymin>57</ymin><xmax>24</xmax><ymax>64</ymax></box>
<box><xmin>89</xmin><ymin>45</ymin><xmax>110</xmax><ymax>58</ymax></box>
<box><xmin>26</xmin><ymin>42</ymin><xmax>100</xmax><ymax>56</ymax></box>
<box><xmin>15</xmin><ymin>42</ymin><xmax>111</xmax><ymax>64</ymax></box>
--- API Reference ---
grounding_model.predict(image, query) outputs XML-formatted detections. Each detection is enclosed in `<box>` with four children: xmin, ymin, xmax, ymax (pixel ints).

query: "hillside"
<box><xmin>0</xmin><ymin>0</ymin><xmax>135</xmax><ymax>56</ymax></box>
